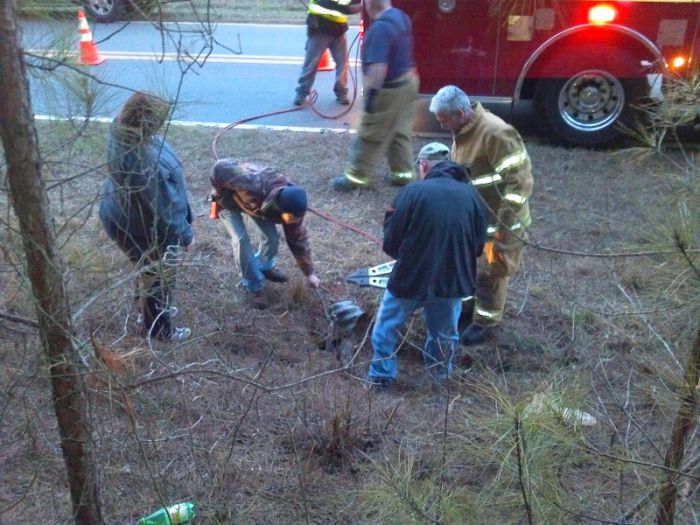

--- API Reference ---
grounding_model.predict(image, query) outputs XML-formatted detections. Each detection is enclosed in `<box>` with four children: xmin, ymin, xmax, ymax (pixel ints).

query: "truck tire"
<box><xmin>535</xmin><ymin>71</ymin><xmax>648</xmax><ymax>147</ymax></box>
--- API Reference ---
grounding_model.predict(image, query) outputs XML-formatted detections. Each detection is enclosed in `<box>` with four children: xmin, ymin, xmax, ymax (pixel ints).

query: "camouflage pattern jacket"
<box><xmin>210</xmin><ymin>163</ymin><xmax>314</xmax><ymax>276</ymax></box>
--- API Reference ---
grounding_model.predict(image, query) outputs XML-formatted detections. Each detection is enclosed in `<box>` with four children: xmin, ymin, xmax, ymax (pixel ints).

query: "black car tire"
<box><xmin>82</xmin><ymin>0</ymin><xmax>124</xmax><ymax>22</ymax></box>
<box><xmin>82</xmin><ymin>0</ymin><xmax>154</xmax><ymax>22</ymax></box>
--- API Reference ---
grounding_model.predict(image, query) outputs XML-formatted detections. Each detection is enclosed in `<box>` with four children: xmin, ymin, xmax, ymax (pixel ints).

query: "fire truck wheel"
<box><xmin>535</xmin><ymin>73</ymin><xmax>648</xmax><ymax>147</ymax></box>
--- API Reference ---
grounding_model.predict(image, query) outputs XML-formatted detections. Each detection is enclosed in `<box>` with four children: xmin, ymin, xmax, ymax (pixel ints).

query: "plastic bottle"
<box><xmin>137</xmin><ymin>501</ymin><xmax>196</xmax><ymax>525</ymax></box>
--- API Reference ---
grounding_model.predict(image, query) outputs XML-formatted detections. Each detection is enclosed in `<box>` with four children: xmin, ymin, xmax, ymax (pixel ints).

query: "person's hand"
<box><xmin>305</xmin><ymin>274</ymin><xmax>320</xmax><ymax>288</ymax></box>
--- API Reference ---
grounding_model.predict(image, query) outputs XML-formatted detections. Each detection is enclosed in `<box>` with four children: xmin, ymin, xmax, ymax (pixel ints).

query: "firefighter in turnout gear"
<box><xmin>294</xmin><ymin>0</ymin><xmax>363</xmax><ymax>106</ymax></box>
<box><xmin>332</xmin><ymin>0</ymin><xmax>419</xmax><ymax>190</ymax></box>
<box><xmin>429</xmin><ymin>85</ymin><xmax>533</xmax><ymax>345</ymax></box>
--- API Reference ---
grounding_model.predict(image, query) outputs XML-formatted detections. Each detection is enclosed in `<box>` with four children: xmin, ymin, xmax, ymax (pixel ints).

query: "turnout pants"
<box><xmin>473</xmin><ymin>228</ymin><xmax>527</xmax><ymax>327</ymax></box>
<box><xmin>345</xmin><ymin>73</ymin><xmax>419</xmax><ymax>185</ymax></box>
<box><xmin>295</xmin><ymin>31</ymin><xmax>349</xmax><ymax>99</ymax></box>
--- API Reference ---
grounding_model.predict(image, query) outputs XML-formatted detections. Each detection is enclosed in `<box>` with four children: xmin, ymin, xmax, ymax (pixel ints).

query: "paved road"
<box><xmin>22</xmin><ymin>20</ymin><xmax>365</xmax><ymax>131</ymax></box>
<box><xmin>21</xmin><ymin>18</ymin><xmax>559</xmax><ymax>141</ymax></box>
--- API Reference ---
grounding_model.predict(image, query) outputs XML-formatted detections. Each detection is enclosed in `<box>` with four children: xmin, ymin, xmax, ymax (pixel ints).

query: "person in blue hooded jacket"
<box><xmin>99</xmin><ymin>92</ymin><xmax>194</xmax><ymax>341</ymax></box>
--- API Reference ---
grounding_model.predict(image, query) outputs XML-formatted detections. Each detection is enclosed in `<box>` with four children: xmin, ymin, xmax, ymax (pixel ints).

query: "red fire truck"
<box><xmin>382</xmin><ymin>0</ymin><xmax>699</xmax><ymax>145</ymax></box>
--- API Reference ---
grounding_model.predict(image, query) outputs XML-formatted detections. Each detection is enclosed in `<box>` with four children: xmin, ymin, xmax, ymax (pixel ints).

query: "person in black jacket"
<box><xmin>366</xmin><ymin>142</ymin><xmax>487</xmax><ymax>390</ymax></box>
<box><xmin>100</xmin><ymin>92</ymin><xmax>194</xmax><ymax>341</ymax></box>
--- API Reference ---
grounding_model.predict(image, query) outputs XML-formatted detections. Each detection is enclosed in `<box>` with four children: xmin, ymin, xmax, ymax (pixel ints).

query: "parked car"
<box><xmin>82</xmin><ymin>0</ymin><xmax>157</xmax><ymax>23</ymax></box>
<box><xmin>19</xmin><ymin>0</ymin><xmax>157</xmax><ymax>23</ymax></box>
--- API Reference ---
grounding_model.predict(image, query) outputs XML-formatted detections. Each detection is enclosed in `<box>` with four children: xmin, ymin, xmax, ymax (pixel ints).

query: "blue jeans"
<box><xmin>295</xmin><ymin>31</ymin><xmax>349</xmax><ymax>98</ymax></box>
<box><xmin>368</xmin><ymin>290</ymin><xmax>462</xmax><ymax>383</ymax></box>
<box><xmin>221</xmin><ymin>208</ymin><xmax>279</xmax><ymax>293</ymax></box>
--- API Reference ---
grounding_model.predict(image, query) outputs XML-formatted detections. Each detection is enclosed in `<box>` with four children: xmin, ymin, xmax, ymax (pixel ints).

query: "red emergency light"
<box><xmin>588</xmin><ymin>4</ymin><xmax>617</xmax><ymax>24</ymax></box>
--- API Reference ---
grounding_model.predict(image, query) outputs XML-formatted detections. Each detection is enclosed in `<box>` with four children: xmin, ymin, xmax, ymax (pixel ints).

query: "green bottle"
<box><xmin>137</xmin><ymin>501</ymin><xmax>196</xmax><ymax>525</ymax></box>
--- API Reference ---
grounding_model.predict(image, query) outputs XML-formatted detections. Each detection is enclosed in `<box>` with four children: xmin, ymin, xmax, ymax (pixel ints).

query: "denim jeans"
<box><xmin>295</xmin><ymin>31</ymin><xmax>349</xmax><ymax>98</ymax></box>
<box><xmin>221</xmin><ymin>208</ymin><xmax>279</xmax><ymax>293</ymax></box>
<box><xmin>368</xmin><ymin>290</ymin><xmax>462</xmax><ymax>383</ymax></box>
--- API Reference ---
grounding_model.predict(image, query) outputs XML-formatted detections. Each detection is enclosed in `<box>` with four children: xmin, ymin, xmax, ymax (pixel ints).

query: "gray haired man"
<box><xmin>429</xmin><ymin>85</ymin><xmax>534</xmax><ymax>346</ymax></box>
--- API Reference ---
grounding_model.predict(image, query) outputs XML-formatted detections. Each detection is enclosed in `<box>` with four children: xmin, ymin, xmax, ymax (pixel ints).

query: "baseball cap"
<box><xmin>277</xmin><ymin>186</ymin><xmax>308</xmax><ymax>217</ymax></box>
<box><xmin>416</xmin><ymin>142</ymin><xmax>450</xmax><ymax>162</ymax></box>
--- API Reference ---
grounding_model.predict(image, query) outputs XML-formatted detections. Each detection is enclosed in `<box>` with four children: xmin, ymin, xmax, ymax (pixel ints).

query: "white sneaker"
<box><xmin>165</xmin><ymin>326</ymin><xmax>191</xmax><ymax>341</ymax></box>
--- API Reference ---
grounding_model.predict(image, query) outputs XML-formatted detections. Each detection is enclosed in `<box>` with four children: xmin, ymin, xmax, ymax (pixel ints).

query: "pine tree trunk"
<box><xmin>656</xmin><ymin>326</ymin><xmax>700</xmax><ymax>524</ymax></box>
<box><xmin>0</xmin><ymin>2</ymin><xmax>103</xmax><ymax>524</ymax></box>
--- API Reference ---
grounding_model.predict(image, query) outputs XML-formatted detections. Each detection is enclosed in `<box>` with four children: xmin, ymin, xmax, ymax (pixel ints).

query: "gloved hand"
<box><xmin>364</xmin><ymin>88</ymin><xmax>379</xmax><ymax>114</ymax></box>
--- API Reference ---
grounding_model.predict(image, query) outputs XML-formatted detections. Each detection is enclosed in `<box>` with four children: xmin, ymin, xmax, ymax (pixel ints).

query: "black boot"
<box><xmin>460</xmin><ymin>324</ymin><xmax>494</xmax><ymax>346</ymax></box>
<box><xmin>458</xmin><ymin>300</ymin><xmax>475</xmax><ymax>332</ymax></box>
<box><xmin>142</xmin><ymin>293</ymin><xmax>172</xmax><ymax>339</ymax></box>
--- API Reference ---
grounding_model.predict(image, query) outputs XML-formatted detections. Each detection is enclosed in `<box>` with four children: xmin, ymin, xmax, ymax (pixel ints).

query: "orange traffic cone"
<box><xmin>317</xmin><ymin>49</ymin><xmax>335</xmax><ymax>72</ymax></box>
<box><xmin>77</xmin><ymin>10</ymin><xmax>105</xmax><ymax>66</ymax></box>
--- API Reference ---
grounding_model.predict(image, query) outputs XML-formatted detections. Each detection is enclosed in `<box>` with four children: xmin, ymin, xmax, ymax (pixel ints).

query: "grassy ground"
<box><xmin>0</xmin><ymin>116</ymin><xmax>698</xmax><ymax>523</ymax></box>
<box><xmin>4</xmin><ymin>3</ymin><xmax>700</xmax><ymax>522</ymax></box>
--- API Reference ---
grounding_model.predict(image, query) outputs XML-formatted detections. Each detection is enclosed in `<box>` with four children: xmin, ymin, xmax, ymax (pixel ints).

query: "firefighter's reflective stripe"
<box><xmin>472</xmin><ymin>173</ymin><xmax>503</xmax><ymax>187</ymax></box>
<box><xmin>345</xmin><ymin>172</ymin><xmax>369</xmax><ymax>186</ymax></box>
<box><xmin>494</xmin><ymin>150</ymin><xmax>529</xmax><ymax>174</ymax></box>
<box><xmin>461</xmin><ymin>295</ymin><xmax>475</xmax><ymax>302</ymax></box>
<box><xmin>308</xmin><ymin>2</ymin><xmax>348</xmax><ymax>23</ymax></box>
<box><xmin>504</xmin><ymin>193</ymin><xmax>527</xmax><ymax>205</ymax></box>
<box><xmin>391</xmin><ymin>171</ymin><xmax>414</xmax><ymax>181</ymax></box>
<box><xmin>475</xmin><ymin>306</ymin><xmax>500</xmax><ymax>319</ymax></box>
<box><xmin>486</xmin><ymin>221</ymin><xmax>526</xmax><ymax>237</ymax></box>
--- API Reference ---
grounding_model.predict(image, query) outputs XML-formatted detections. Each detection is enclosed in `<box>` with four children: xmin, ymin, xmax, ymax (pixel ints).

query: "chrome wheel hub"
<box><xmin>86</xmin><ymin>0</ymin><xmax>115</xmax><ymax>16</ymax></box>
<box><xmin>558</xmin><ymin>70</ymin><xmax>625</xmax><ymax>132</ymax></box>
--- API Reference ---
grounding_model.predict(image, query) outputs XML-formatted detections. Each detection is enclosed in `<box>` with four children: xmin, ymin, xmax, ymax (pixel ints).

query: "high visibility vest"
<box><xmin>308</xmin><ymin>0</ymin><xmax>349</xmax><ymax>24</ymax></box>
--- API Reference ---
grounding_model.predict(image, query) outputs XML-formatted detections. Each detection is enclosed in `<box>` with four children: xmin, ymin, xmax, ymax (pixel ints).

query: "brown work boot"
<box><xmin>248</xmin><ymin>290</ymin><xmax>268</xmax><ymax>310</ymax></box>
<box><xmin>262</xmin><ymin>267</ymin><xmax>289</xmax><ymax>283</ymax></box>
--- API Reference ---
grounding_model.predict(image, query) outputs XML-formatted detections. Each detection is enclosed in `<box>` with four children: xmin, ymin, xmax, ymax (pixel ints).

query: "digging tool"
<box><xmin>345</xmin><ymin>260</ymin><xmax>395</xmax><ymax>289</ymax></box>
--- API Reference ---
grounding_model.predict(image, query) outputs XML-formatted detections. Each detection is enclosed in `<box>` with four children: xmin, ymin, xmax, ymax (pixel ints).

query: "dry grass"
<box><xmin>0</xmin><ymin>117</ymin><xmax>698</xmax><ymax>523</ymax></box>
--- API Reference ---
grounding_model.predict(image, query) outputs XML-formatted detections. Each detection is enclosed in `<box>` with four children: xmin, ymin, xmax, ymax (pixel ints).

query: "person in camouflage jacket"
<box><xmin>430</xmin><ymin>85</ymin><xmax>534</xmax><ymax>345</ymax></box>
<box><xmin>210</xmin><ymin>159</ymin><xmax>320</xmax><ymax>309</ymax></box>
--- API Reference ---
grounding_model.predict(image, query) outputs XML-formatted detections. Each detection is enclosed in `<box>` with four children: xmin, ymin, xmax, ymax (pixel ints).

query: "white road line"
<box><xmin>33</xmin><ymin>114</ymin><xmax>356</xmax><ymax>134</ymax></box>
<box><xmin>27</xmin><ymin>49</ymin><xmax>360</xmax><ymax>66</ymax></box>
